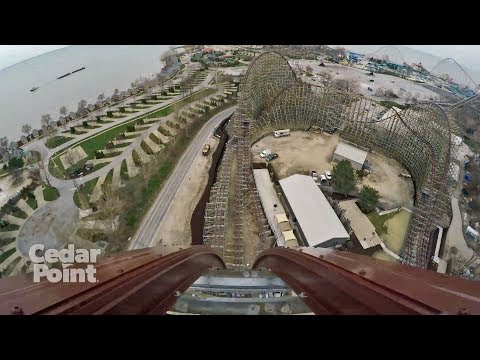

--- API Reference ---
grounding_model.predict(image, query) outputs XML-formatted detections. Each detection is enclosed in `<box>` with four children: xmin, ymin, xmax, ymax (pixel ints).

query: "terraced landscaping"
<box><xmin>45</xmin><ymin>136</ymin><xmax>74</xmax><ymax>149</ymax></box>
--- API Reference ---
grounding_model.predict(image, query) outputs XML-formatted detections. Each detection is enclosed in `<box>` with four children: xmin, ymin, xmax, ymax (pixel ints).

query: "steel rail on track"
<box><xmin>0</xmin><ymin>246</ymin><xmax>225</xmax><ymax>315</ymax></box>
<box><xmin>253</xmin><ymin>247</ymin><xmax>480</xmax><ymax>315</ymax></box>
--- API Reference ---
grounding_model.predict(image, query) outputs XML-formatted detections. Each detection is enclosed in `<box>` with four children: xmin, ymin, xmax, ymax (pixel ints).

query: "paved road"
<box><xmin>129</xmin><ymin>106</ymin><xmax>236</xmax><ymax>250</ymax></box>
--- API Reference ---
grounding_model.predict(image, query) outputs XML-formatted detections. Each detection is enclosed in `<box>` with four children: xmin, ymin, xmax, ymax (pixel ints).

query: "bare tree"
<box><xmin>21</xmin><ymin>124</ymin><xmax>32</xmax><ymax>136</ymax></box>
<box><xmin>77</xmin><ymin>99</ymin><xmax>88</xmax><ymax>117</ymax></box>
<box><xmin>96</xmin><ymin>186</ymin><xmax>125</xmax><ymax>234</ymax></box>
<box><xmin>41</xmin><ymin>114</ymin><xmax>52</xmax><ymax>127</ymax></box>
<box><xmin>0</xmin><ymin>136</ymin><xmax>8</xmax><ymax>152</ymax></box>
<box><xmin>11</xmin><ymin>168</ymin><xmax>24</xmax><ymax>187</ymax></box>
<box><xmin>111</xmin><ymin>89</ymin><xmax>120</xmax><ymax>103</ymax></box>
<box><xmin>97</xmin><ymin>93</ymin><xmax>105</xmax><ymax>102</ymax></box>
<box><xmin>319</xmin><ymin>72</ymin><xmax>333</xmax><ymax>83</ymax></box>
<box><xmin>59</xmin><ymin>106</ymin><xmax>68</xmax><ymax>117</ymax></box>
<box><xmin>334</xmin><ymin>79</ymin><xmax>359</xmax><ymax>93</ymax></box>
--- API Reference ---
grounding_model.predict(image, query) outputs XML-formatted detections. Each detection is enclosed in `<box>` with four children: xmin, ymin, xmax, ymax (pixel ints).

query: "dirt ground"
<box><xmin>151</xmin><ymin>138</ymin><xmax>219</xmax><ymax>247</ymax></box>
<box><xmin>60</xmin><ymin>146</ymin><xmax>87</xmax><ymax>169</ymax></box>
<box><xmin>0</xmin><ymin>171</ymin><xmax>32</xmax><ymax>208</ymax></box>
<box><xmin>289</xmin><ymin>59</ymin><xmax>440</xmax><ymax>103</ymax></box>
<box><xmin>252</xmin><ymin>131</ymin><xmax>414</xmax><ymax>208</ymax></box>
<box><xmin>362</xmin><ymin>152</ymin><xmax>414</xmax><ymax>209</ymax></box>
<box><xmin>252</xmin><ymin>132</ymin><xmax>340</xmax><ymax>179</ymax></box>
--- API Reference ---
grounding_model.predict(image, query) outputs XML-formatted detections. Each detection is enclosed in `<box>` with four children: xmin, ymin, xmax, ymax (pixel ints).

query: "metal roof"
<box><xmin>279</xmin><ymin>175</ymin><xmax>349</xmax><ymax>247</ymax></box>
<box><xmin>334</xmin><ymin>143</ymin><xmax>368</xmax><ymax>166</ymax></box>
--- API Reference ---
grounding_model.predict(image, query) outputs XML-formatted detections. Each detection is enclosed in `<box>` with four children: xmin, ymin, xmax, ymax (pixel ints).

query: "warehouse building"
<box><xmin>278</xmin><ymin>174</ymin><xmax>350</xmax><ymax>248</ymax></box>
<box><xmin>332</xmin><ymin>142</ymin><xmax>368</xmax><ymax>170</ymax></box>
<box><xmin>253</xmin><ymin>169</ymin><xmax>299</xmax><ymax>248</ymax></box>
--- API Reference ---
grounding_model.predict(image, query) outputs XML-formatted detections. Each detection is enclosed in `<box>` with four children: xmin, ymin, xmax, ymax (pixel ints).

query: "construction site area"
<box><xmin>202</xmin><ymin>50</ymin><xmax>459</xmax><ymax>272</ymax></box>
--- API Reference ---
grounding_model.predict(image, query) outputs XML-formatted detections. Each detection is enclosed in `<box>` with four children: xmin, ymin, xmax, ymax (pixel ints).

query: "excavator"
<box><xmin>1</xmin><ymin>244</ymin><xmax>480</xmax><ymax>315</ymax></box>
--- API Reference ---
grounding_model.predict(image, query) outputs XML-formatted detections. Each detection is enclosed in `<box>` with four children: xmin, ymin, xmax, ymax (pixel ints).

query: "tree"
<box><xmin>59</xmin><ymin>106</ymin><xmax>68</xmax><ymax>117</ymax></box>
<box><xmin>11</xmin><ymin>168</ymin><xmax>24</xmax><ymax>187</ymax></box>
<box><xmin>111</xmin><ymin>89</ymin><xmax>120</xmax><ymax>102</ymax></box>
<box><xmin>21</xmin><ymin>124</ymin><xmax>32</xmax><ymax>136</ymax></box>
<box><xmin>77</xmin><ymin>99</ymin><xmax>87</xmax><ymax>114</ymax></box>
<box><xmin>0</xmin><ymin>136</ymin><xmax>8</xmax><ymax>152</ymax></box>
<box><xmin>334</xmin><ymin>79</ymin><xmax>359</xmax><ymax>93</ymax></box>
<box><xmin>41</xmin><ymin>114</ymin><xmax>52</xmax><ymax>127</ymax></box>
<box><xmin>97</xmin><ymin>93</ymin><xmax>105</xmax><ymax>102</ymax></box>
<box><xmin>8</xmin><ymin>157</ymin><xmax>24</xmax><ymax>169</ymax></box>
<box><xmin>357</xmin><ymin>185</ymin><xmax>380</xmax><ymax>213</ymax></box>
<box><xmin>331</xmin><ymin>160</ymin><xmax>357</xmax><ymax>195</ymax></box>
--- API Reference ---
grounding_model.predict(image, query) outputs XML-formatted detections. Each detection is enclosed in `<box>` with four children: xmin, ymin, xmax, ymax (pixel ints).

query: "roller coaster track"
<box><xmin>2</xmin><ymin>246</ymin><xmax>480</xmax><ymax>315</ymax></box>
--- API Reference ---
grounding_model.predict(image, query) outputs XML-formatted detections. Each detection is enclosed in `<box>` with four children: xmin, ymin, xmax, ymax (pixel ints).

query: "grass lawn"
<box><xmin>49</xmin><ymin>87</ymin><xmax>217</xmax><ymax>179</ymax></box>
<box><xmin>379</xmin><ymin>100</ymin><xmax>406</xmax><ymax>110</ymax></box>
<box><xmin>45</xmin><ymin>136</ymin><xmax>74</xmax><ymax>149</ymax></box>
<box><xmin>0</xmin><ymin>248</ymin><xmax>16</xmax><ymax>265</ymax></box>
<box><xmin>43</xmin><ymin>185</ymin><xmax>60</xmax><ymax>201</ymax></box>
<box><xmin>0</xmin><ymin>223</ymin><xmax>20</xmax><ymax>232</ymax></box>
<box><xmin>0</xmin><ymin>238</ymin><xmax>15</xmax><ymax>248</ymax></box>
<box><xmin>10</xmin><ymin>208</ymin><xmax>28</xmax><ymax>219</ymax></box>
<box><xmin>146</xmin><ymin>88</ymin><xmax>215</xmax><ymax>119</ymax></box>
<box><xmin>26</xmin><ymin>196</ymin><xmax>38</xmax><ymax>210</ymax></box>
<box><xmin>367</xmin><ymin>211</ymin><xmax>396</xmax><ymax>236</ymax></box>
<box><xmin>73</xmin><ymin>177</ymin><xmax>99</xmax><ymax>209</ymax></box>
<box><xmin>367</xmin><ymin>210</ymin><xmax>411</xmax><ymax>254</ymax></box>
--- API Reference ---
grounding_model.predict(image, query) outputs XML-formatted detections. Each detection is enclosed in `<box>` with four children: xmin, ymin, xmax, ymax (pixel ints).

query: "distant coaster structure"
<box><xmin>203</xmin><ymin>51</ymin><xmax>459</xmax><ymax>270</ymax></box>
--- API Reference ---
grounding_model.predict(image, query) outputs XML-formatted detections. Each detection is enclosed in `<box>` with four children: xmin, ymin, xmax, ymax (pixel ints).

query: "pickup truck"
<box><xmin>202</xmin><ymin>144</ymin><xmax>211</xmax><ymax>156</ymax></box>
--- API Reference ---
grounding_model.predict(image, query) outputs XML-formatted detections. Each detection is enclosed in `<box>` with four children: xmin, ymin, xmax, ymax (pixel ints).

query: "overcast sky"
<box><xmin>0</xmin><ymin>45</ymin><xmax>70</xmax><ymax>71</ymax></box>
<box><xmin>406</xmin><ymin>45</ymin><xmax>480</xmax><ymax>71</ymax></box>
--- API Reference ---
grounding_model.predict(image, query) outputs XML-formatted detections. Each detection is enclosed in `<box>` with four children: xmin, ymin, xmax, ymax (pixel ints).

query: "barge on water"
<box><xmin>57</xmin><ymin>67</ymin><xmax>86</xmax><ymax>80</ymax></box>
<box><xmin>71</xmin><ymin>67</ymin><xmax>86</xmax><ymax>74</ymax></box>
<box><xmin>57</xmin><ymin>72</ymin><xmax>71</xmax><ymax>79</ymax></box>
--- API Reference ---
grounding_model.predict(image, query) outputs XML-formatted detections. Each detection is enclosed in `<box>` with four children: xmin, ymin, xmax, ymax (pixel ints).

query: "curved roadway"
<box><xmin>129</xmin><ymin>106</ymin><xmax>236</xmax><ymax>250</ymax></box>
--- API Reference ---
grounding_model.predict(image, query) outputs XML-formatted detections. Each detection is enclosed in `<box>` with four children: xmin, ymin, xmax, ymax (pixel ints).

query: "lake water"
<box><xmin>0</xmin><ymin>45</ymin><xmax>175</xmax><ymax>140</ymax></box>
<box><xmin>2</xmin><ymin>44</ymin><xmax>478</xmax><ymax>142</ymax></box>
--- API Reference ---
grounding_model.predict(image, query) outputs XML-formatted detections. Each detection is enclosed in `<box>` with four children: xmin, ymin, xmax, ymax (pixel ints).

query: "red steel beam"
<box><xmin>253</xmin><ymin>247</ymin><xmax>480</xmax><ymax>315</ymax></box>
<box><xmin>0</xmin><ymin>245</ymin><xmax>225</xmax><ymax>315</ymax></box>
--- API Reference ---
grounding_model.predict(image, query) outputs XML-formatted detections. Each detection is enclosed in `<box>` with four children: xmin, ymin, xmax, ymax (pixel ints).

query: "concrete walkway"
<box><xmin>5</xmin><ymin>214</ymin><xmax>25</xmax><ymax>227</ymax></box>
<box><xmin>0</xmin><ymin>241</ymin><xmax>16</xmax><ymax>252</ymax></box>
<box><xmin>144</xmin><ymin>137</ymin><xmax>163</xmax><ymax>153</ymax></box>
<box><xmin>0</xmin><ymin>230</ymin><xmax>19</xmax><ymax>240</ymax></box>
<box><xmin>33</xmin><ymin>185</ymin><xmax>47</xmax><ymax>208</ymax></box>
<box><xmin>10</xmin><ymin>257</ymin><xmax>27</xmax><ymax>276</ymax></box>
<box><xmin>153</xmin><ymin>130</ymin><xmax>171</xmax><ymax>144</ymax></box>
<box><xmin>135</xmin><ymin>145</ymin><xmax>151</xmax><ymax>164</ymax></box>
<box><xmin>91</xmin><ymin>157</ymin><xmax>113</xmax><ymax>165</ymax></box>
<box><xmin>90</xmin><ymin>174</ymin><xmax>107</xmax><ymax>203</ymax></box>
<box><xmin>0</xmin><ymin>250</ymin><xmax>20</xmax><ymax>272</ymax></box>
<box><xmin>16</xmin><ymin>199</ymin><xmax>35</xmax><ymax>217</ymax></box>
<box><xmin>111</xmin><ymin>163</ymin><xmax>123</xmax><ymax>190</ymax></box>
<box><xmin>126</xmin><ymin>155</ymin><xmax>140</xmax><ymax>178</ymax></box>
<box><xmin>380</xmin><ymin>242</ymin><xmax>402</xmax><ymax>261</ymax></box>
<box><xmin>444</xmin><ymin>196</ymin><xmax>474</xmax><ymax>263</ymax></box>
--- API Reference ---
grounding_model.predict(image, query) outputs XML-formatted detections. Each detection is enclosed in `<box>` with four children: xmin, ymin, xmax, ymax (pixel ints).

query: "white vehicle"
<box><xmin>325</xmin><ymin>171</ymin><xmax>332</xmax><ymax>180</ymax></box>
<box><xmin>260</xmin><ymin>149</ymin><xmax>272</xmax><ymax>158</ymax></box>
<box><xmin>319</xmin><ymin>175</ymin><xmax>327</xmax><ymax>184</ymax></box>
<box><xmin>311</xmin><ymin>170</ymin><xmax>318</xmax><ymax>182</ymax></box>
<box><xmin>273</xmin><ymin>129</ymin><xmax>291</xmax><ymax>138</ymax></box>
